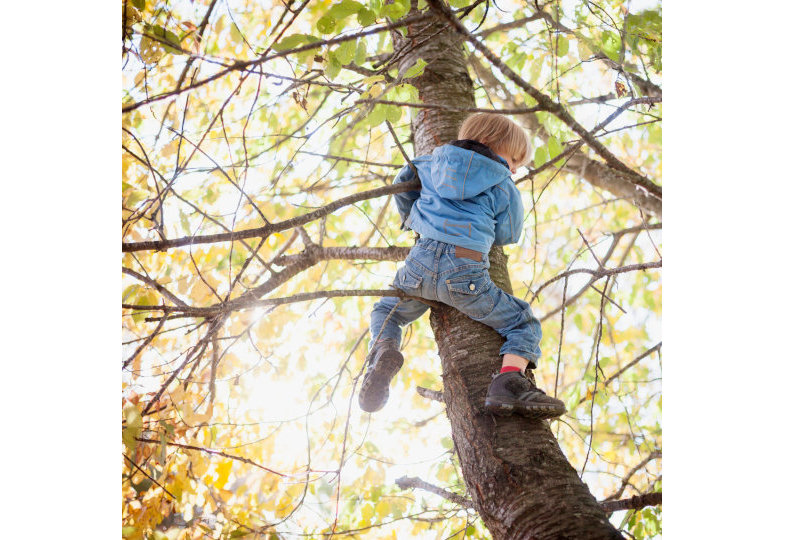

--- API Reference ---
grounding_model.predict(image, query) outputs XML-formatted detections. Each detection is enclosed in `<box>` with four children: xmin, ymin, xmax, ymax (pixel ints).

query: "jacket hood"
<box><xmin>428</xmin><ymin>143</ymin><xmax>511</xmax><ymax>200</ymax></box>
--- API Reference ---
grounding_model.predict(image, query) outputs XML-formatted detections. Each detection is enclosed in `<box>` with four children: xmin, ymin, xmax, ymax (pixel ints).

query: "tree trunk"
<box><xmin>393</xmin><ymin>10</ymin><xmax>623</xmax><ymax>539</ymax></box>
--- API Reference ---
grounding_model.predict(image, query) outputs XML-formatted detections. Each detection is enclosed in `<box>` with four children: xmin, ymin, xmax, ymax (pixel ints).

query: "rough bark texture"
<box><xmin>394</xmin><ymin>10</ymin><xmax>623</xmax><ymax>539</ymax></box>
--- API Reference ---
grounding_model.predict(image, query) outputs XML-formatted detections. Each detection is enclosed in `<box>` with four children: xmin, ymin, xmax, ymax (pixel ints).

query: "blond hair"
<box><xmin>458</xmin><ymin>113</ymin><xmax>533</xmax><ymax>167</ymax></box>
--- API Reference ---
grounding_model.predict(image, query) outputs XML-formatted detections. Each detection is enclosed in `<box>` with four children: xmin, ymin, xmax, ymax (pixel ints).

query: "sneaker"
<box><xmin>358</xmin><ymin>339</ymin><xmax>404</xmax><ymax>413</ymax></box>
<box><xmin>484</xmin><ymin>370</ymin><xmax>566</xmax><ymax>419</ymax></box>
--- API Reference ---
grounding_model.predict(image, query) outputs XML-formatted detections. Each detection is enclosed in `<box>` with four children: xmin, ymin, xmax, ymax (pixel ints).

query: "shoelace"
<box><xmin>514</xmin><ymin>372</ymin><xmax>545</xmax><ymax>394</ymax></box>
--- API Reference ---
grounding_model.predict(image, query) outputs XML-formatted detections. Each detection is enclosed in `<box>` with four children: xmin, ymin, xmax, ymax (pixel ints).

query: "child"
<box><xmin>358</xmin><ymin>113</ymin><xmax>566</xmax><ymax>419</ymax></box>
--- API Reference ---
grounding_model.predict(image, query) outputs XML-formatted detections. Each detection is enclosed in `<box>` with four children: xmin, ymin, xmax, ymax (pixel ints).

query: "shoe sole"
<box><xmin>484</xmin><ymin>396</ymin><xmax>566</xmax><ymax>419</ymax></box>
<box><xmin>358</xmin><ymin>350</ymin><xmax>404</xmax><ymax>413</ymax></box>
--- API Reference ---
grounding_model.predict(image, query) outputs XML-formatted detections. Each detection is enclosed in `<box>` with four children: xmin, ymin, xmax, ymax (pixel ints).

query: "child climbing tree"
<box><xmin>122</xmin><ymin>0</ymin><xmax>662</xmax><ymax>538</ymax></box>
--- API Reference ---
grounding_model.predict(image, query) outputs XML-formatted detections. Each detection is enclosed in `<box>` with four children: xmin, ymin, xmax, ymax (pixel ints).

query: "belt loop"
<box><xmin>434</xmin><ymin>240</ymin><xmax>444</xmax><ymax>271</ymax></box>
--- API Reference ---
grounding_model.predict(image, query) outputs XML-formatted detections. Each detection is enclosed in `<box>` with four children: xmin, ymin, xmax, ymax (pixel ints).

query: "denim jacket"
<box><xmin>393</xmin><ymin>140</ymin><xmax>524</xmax><ymax>254</ymax></box>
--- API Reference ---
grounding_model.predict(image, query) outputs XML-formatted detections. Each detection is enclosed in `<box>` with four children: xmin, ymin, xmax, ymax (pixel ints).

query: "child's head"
<box><xmin>458</xmin><ymin>113</ymin><xmax>533</xmax><ymax>172</ymax></box>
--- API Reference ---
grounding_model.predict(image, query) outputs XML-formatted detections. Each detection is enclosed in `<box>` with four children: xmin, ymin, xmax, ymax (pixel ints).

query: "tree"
<box><xmin>122</xmin><ymin>0</ymin><xmax>662</xmax><ymax>538</ymax></box>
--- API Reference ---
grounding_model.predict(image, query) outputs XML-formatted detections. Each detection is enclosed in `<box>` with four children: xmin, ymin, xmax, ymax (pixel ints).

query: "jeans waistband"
<box><xmin>415</xmin><ymin>237</ymin><xmax>486</xmax><ymax>261</ymax></box>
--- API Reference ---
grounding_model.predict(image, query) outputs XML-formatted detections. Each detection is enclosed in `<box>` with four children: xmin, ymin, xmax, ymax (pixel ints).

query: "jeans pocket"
<box><xmin>446</xmin><ymin>270</ymin><xmax>494</xmax><ymax>318</ymax></box>
<box><xmin>393</xmin><ymin>265</ymin><xmax>423</xmax><ymax>295</ymax></box>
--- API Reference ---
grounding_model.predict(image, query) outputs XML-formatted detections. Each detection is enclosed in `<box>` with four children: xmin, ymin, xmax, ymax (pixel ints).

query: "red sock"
<box><xmin>500</xmin><ymin>365</ymin><xmax>521</xmax><ymax>374</ymax></box>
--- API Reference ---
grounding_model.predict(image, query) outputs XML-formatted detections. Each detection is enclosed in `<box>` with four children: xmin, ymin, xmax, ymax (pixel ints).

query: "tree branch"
<box><xmin>395</xmin><ymin>476</ymin><xmax>474</xmax><ymax>508</ymax></box>
<box><xmin>416</xmin><ymin>386</ymin><xmax>444</xmax><ymax>402</ymax></box>
<box><xmin>124</xmin><ymin>288</ymin><xmax>412</xmax><ymax>319</ymax></box>
<box><xmin>122</xmin><ymin>180</ymin><xmax>419</xmax><ymax>253</ymax></box>
<box><xmin>122</xmin><ymin>267</ymin><xmax>189</xmax><ymax>308</ymax></box>
<box><xmin>136</xmin><ymin>438</ymin><xmax>289</xmax><ymax>477</ymax></box>
<box><xmin>531</xmin><ymin>261</ymin><xmax>662</xmax><ymax>301</ymax></box>
<box><xmin>122</xmin><ymin>14</ymin><xmax>436</xmax><ymax>113</ymax></box>
<box><xmin>425</xmin><ymin>0</ymin><xmax>660</xmax><ymax>198</ymax></box>
<box><xmin>600</xmin><ymin>492</ymin><xmax>661</xmax><ymax>513</ymax></box>
<box><xmin>604</xmin><ymin>450</ymin><xmax>662</xmax><ymax>501</ymax></box>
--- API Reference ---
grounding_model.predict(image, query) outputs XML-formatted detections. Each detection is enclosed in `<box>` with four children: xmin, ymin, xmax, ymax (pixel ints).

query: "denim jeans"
<box><xmin>369</xmin><ymin>238</ymin><xmax>542</xmax><ymax>367</ymax></box>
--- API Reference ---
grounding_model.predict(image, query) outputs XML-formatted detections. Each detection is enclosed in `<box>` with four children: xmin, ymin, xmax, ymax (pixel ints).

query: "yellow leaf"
<box><xmin>360</xmin><ymin>503</ymin><xmax>374</xmax><ymax>525</ymax></box>
<box><xmin>181</xmin><ymin>403</ymin><xmax>213</xmax><ymax>425</ymax></box>
<box><xmin>214</xmin><ymin>460</ymin><xmax>233</xmax><ymax>489</ymax></box>
<box><xmin>376</xmin><ymin>499</ymin><xmax>391</xmax><ymax>519</ymax></box>
<box><xmin>363</xmin><ymin>75</ymin><xmax>385</xmax><ymax>85</ymax></box>
<box><xmin>160</xmin><ymin>139</ymin><xmax>179</xmax><ymax>158</ymax></box>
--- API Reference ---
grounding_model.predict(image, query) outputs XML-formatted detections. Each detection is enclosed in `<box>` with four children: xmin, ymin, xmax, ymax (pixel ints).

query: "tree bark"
<box><xmin>393</xmin><ymin>9</ymin><xmax>623</xmax><ymax>539</ymax></box>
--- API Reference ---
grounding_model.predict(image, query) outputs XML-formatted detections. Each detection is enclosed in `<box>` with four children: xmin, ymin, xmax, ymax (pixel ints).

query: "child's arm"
<box><xmin>492</xmin><ymin>181</ymin><xmax>524</xmax><ymax>246</ymax></box>
<box><xmin>392</xmin><ymin>163</ymin><xmax>421</xmax><ymax>229</ymax></box>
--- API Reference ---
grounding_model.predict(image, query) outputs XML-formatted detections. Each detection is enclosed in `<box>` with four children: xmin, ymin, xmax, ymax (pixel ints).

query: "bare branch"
<box><xmin>425</xmin><ymin>0</ymin><xmax>660</xmax><ymax>197</ymax></box>
<box><xmin>532</xmin><ymin>261</ymin><xmax>662</xmax><ymax>301</ymax></box>
<box><xmin>477</xmin><ymin>13</ymin><xmax>547</xmax><ymax>37</ymax></box>
<box><xmin>122</xmin><ymin>14</ymin><xmax>436</xmax><ymax>113</ymax></box>
<box><xmin>604</xmin><ymin>450</ymin><xmax>662</xmax><ymax>501</ymax></box>
<box><xmin>122</xmin><ymin>180</ymin><xmax>420</xmax><ymax>253</ymax></box>
<box><xmin>124</xmin><ymin>289</ymin><xmax>412</xmax><ymax>319</ymax></box>
<box><xmin>123</xmin><ymin>453</ymin><xmax>176</xmax><ymax>500</ymax></box>
<box><xmin>122</xmin><ymin>267</ymin><xmax>189</xmax><ymax>308</ymax></box>
<box><xmin>416</xmin><ymin>386</ymin><xmax>444</xmax><ymax>402</ymax></box>
<box><xmin>136</xmin><ymin>438</ymin><xmax>290</xmax><ymax>477</ymax></box>
<box><xmin>396</xmin><ymin>475</ymin><xmax>474</xmax><ymax>508</ymax></box>
<box><xmin>600</xmin><ymin>492</ymin><xmax>661</xmax><ymax>513</ymax></box>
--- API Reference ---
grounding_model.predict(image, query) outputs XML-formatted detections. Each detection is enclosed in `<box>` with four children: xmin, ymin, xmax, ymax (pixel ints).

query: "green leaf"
<box><xmin>229</xmin><ymin>530</ymin><xmax>250</xmax><ymax>539</ymax></box>
<box><xmin>547</xmin><ymin>137</ymin><xmax>563</xmax><ymax>159</ymax></box>
<box><xmin>130</xmin><ymin>0</ymin><xmax>145</xmax><ymax>9</ymax></box>
<box><xmin>121</xmin><ymin>527</ymin><xmax>136</xmax><ymax>538</ymax></box>
<box><xmin>272</xmin><ymin>33</ymin><xmax>312</xmax><ymax>52</ymax></box>
<box><xmin>354</xmin><ymin>40</ymin><xmax>367</xmax><ymax>65</ymax></box>
<box><xmin>380</xmin><ymin>0</ymin><xmax>408</xmax><ymax>21</ymax></box>
<box><xmin>229</xmin><ymin>23</ymin><xmax>244</xmax><ymax>45</ymax></box>
<box><xmin>122</xmin><ymin>284</ymin><xmax>141</xmax><ymax>303</ymax></box>
<box><xmin>123</xmin><ymin>404</ymin><xmax>143</xmax><ymax>451</ymax></box>
<box><xmin>329</xmin><ymin>0</ymin><xmax>364</xmax><ymax>19</ymax></box>
<box><xmin>335</xmin><ymin>40</ymin><xmax>356</xmax><ymax>65</ymax></box>
<box><xmin>533</xmin><ymin>146</ymin><xmax>548</xmax><ymax>168</ymax></box>
<box><xmin>385</xmin><ymin>104</ymin><xmax>402</xmax><ymax>124</ymax></box>
<box><xmin>577</xmin><ymin>39</ymin><xmax>594</xmax><ymax>60</ymax></box>
<box><xmin>557</xmin><ymin>37</ymin><xmax>569</xmax><ymax>57</ymax></box>
<box><xmin>600</xmin><ymin>30</ymin><xmax>621</xmax><ymax>62</ymax></box>
<box><xmin>567</xmin><ymin>385</ymin><xmax>583</xmax><ymax>410</ymax></box>
<box><xmin>124</xmin><ymin>404</ymin><xmax>143</xmax><ymax>430</ymax></box>
<box><xmin>529</xmin><ymin>56</ymin><xmax>543</xmax><ymax>83</ymax></box>
<box><xmin>324</xmin><ymin>51</ymin><xmax>342</xmax><ymax>79</ymax></box>
<box><xmin>366</xmin><ymin>105</ymin><xmax>386</xmax><ymax>127</ymax></box>
<box><xmin>394</xmin><ymin>83</ymin><xmax>419</xmax><ymax>102</ymax></box>
<box><xmin>131</xmin><ymin>290</ymin><xmax>157</xmax><ymax>323</ymax></box>
<box><xmin>150</xmin><ymin>24</ymin><xmax>182</xmax><ymax>54</ymax></box>
<box><xmin>357</xmin><ymin>7</ymin><xmax>376</xmax><ymax>26</ymax></box>
<box><xmin>317</xmin><ymin>15</ymin><xmax>336</xmax><ymax>34</ymax></box>
<box><xmin>402</xmin><ymin>58</ymin><xmax>427</xmax><ymax>79</ymax></box>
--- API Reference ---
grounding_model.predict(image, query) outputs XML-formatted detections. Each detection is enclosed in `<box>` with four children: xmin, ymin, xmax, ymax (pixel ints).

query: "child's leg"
<box><xmin>369</xmin><ymin>295</ymin><xmax>429</xmax><ymax>350</ymax></box>
<box><xmin>501</xmin><ymin>353</ymin><xmax>530</xmax><ymax>371</ymax></box>
<box><xmin>440</xmin><ymin>270</ymin><xmax>542</xmax><ymax>366</ymax></box>
<box><xmin>438</xmin><ymin>268</ymin><xmax>564</xmax><ymax>418</ymax></box>
<box><xmin>361</xmin><ymin>295</ymin><xmax>429</xmax><ymax>413</ymax></box>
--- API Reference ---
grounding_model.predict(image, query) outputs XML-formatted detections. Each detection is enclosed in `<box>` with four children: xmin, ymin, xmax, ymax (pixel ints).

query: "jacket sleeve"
<box><xmin>492</xmin><ymin>181</ymin><xmax>524</xmax><ymax>246</ymax></box>
<box><xmin>392</xmin><ymin>164</ymin><xmax>421</xmax><ymax>228</ymax></box>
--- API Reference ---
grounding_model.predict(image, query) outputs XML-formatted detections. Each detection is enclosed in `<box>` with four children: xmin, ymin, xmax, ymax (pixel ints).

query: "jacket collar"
<box><xmin>448</xmin><ymin>139</ymin><xmax>509</xmax><ymax>169</ymax></box>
